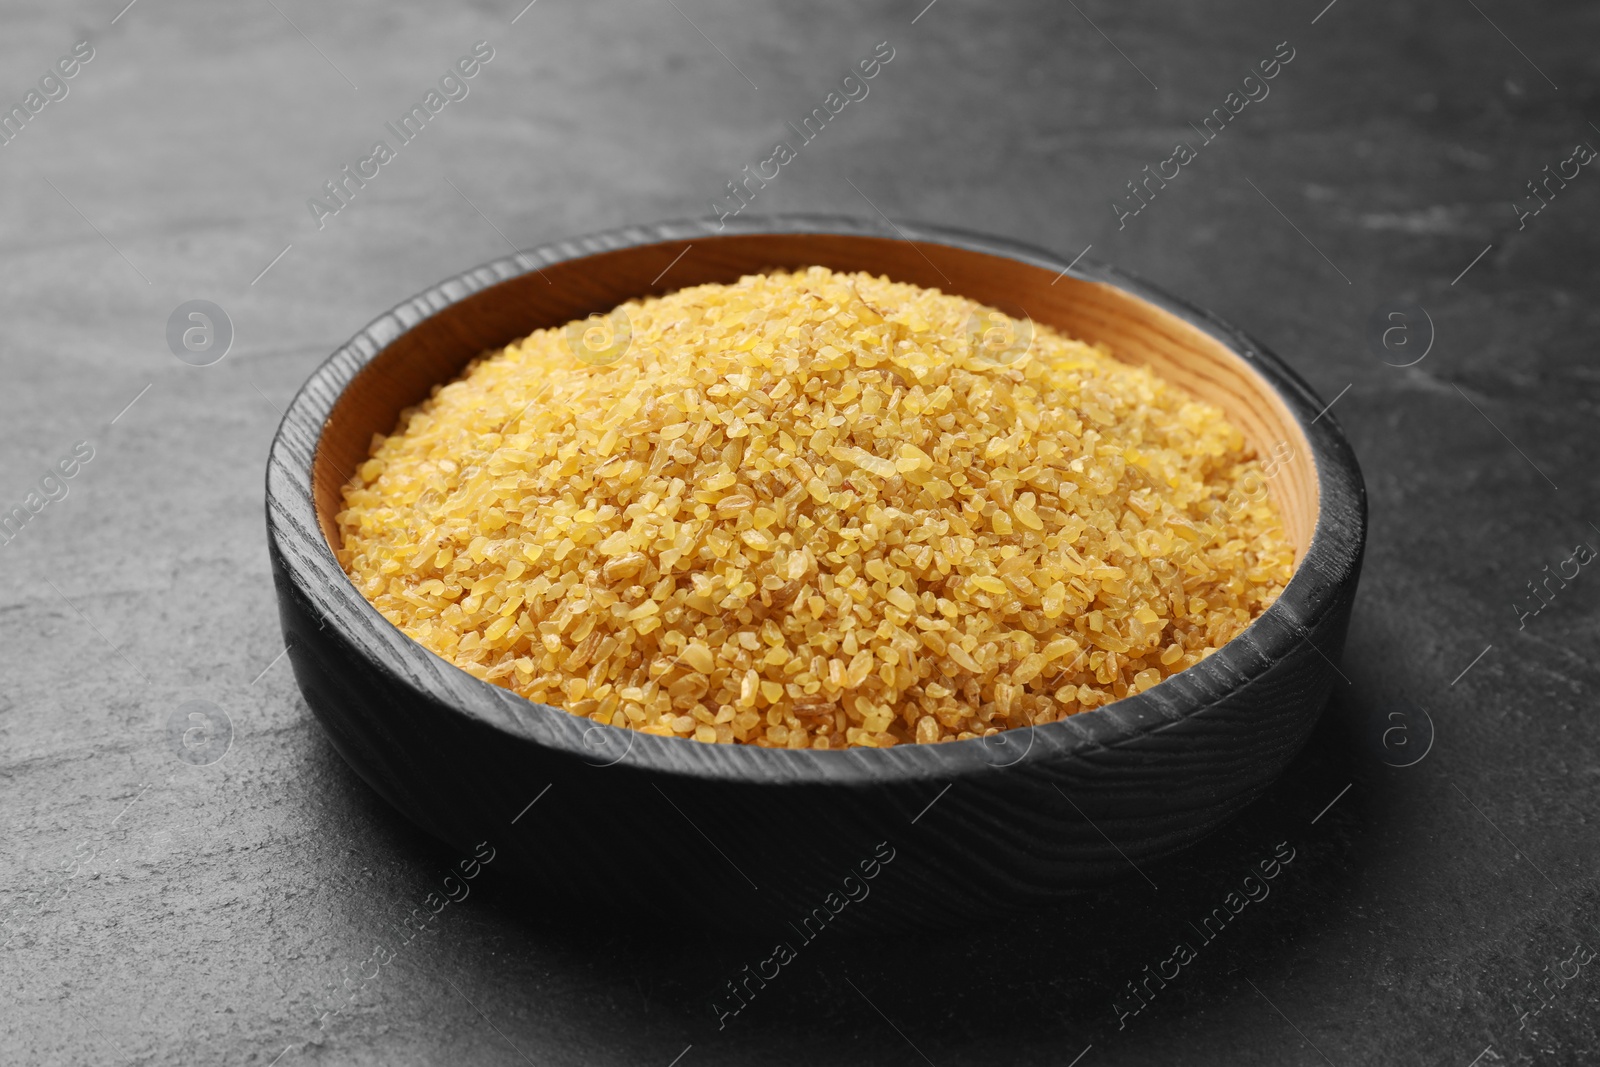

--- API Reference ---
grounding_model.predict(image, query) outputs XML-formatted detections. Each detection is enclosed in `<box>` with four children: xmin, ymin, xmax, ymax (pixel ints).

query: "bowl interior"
<box><xmin>311</xmin><ymin>232</ymin><xmax>1317</xmax><ymax>572</ymax></box>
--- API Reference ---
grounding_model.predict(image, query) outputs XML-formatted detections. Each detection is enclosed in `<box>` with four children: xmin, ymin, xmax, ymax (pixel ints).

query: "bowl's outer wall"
<box><xmin>265</xmin><ymin>216</ymin><xmax>1366</xmax><ymax>925</ymax></box>
<box><xmin>270</xmin><ymin>549</ymin><xmax>1355</xmax><ymax>923</ymax></box>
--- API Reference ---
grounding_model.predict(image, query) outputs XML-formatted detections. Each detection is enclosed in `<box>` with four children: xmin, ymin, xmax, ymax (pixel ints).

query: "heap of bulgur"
<box><xmin>336</xmin><ymin>268</ymin><xmax>1295</xmax><ymax>749</ymax></box>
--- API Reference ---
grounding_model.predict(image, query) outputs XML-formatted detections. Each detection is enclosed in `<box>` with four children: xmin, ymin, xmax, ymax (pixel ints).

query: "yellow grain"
<box><xmin>337</xmin><ymin>267</ymin><xmax>1294</xmax><ymax>749</ymax></box>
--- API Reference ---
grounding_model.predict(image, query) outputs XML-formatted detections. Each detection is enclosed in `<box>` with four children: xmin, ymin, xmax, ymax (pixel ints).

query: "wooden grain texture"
<box><xmin>266</xmin><ymin>215</ymin><xmax>1366</xmax><ymax>925</ymax></box>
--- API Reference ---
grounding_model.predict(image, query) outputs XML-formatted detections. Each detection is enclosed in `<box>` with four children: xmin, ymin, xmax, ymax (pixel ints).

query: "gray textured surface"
<box><xmin>1</xmin><ymin>0</ymin><xmax>1596</xmax><ymax>1064</ymax></box>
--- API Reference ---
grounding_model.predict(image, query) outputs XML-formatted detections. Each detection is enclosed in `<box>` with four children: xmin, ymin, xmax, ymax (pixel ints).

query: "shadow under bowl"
<box><xmin>265</xmin><ymin>215</ymin><xmax>1365</xmax><ymax>928</ymax></box>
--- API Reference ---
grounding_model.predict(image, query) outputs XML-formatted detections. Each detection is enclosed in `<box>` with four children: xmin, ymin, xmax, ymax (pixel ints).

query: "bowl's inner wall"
<box><xmin>313</xmin><ymin>234</ymin><xmax>1318</xmax><ymax>563</ymax></box>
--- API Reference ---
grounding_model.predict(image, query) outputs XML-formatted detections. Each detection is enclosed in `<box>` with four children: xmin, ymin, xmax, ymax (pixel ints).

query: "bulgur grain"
<box><xmin>336</xmin><ymin>268</ymin><xmax>1295</xmax><ymax>749</ymax></box>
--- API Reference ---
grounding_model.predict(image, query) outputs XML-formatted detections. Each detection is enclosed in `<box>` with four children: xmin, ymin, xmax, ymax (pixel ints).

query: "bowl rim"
<box><xmin>265</xmin><ymin>213</ymin><xmax>1366</xmax><ymax>786</ymax></box>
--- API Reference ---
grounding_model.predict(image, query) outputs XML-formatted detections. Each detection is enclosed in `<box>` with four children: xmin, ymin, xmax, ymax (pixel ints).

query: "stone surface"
<box><xmin>1</xmin><ymin>0</ymin><xmax>1596</xmax><ymax>1064</ymax></box>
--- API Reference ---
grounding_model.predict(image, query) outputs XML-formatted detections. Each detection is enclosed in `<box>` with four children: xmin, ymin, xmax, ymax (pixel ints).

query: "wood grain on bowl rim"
<box><xmin>264</xmin><ymin>214</ymin><xmax>1365</xmax><ymax>917</ymax></box>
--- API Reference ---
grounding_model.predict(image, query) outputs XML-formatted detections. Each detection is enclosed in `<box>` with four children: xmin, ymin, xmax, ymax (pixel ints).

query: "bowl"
<box><xmin>265</xmin><ymin>214</ymin><xmax>1365</xmax><ymax>925</ymax></box>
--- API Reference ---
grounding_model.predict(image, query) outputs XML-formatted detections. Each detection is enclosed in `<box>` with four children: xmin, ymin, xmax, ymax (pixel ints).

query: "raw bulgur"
<box><xmin>336</xmin><ymin>268</ymin><xmax>1295</xmax><ymax>749</ymax></box>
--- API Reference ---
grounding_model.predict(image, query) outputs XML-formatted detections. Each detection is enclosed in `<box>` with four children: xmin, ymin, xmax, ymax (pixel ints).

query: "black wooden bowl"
<box><xmin>265</xmin><ymin>215</ymin><xmax>1365</xmax><ymax>928</ymax></box>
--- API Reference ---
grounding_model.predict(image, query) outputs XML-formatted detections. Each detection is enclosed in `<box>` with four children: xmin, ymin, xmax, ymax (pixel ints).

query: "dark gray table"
<box><xmin>3</xmin><ymin>0</ymin><xmax>1597</xmax><ymax>1063</ymax></box>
